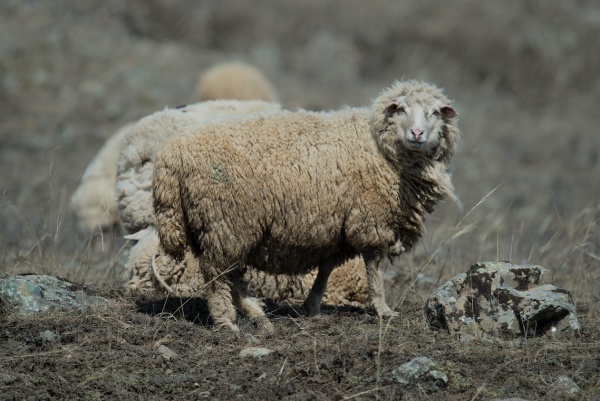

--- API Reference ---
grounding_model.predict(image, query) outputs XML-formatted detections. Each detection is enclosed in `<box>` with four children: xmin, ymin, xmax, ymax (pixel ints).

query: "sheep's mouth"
<box><xmin>406</xmin><ymin>140</ymin><xmax>426</xmax><ymax>150</ymax></box>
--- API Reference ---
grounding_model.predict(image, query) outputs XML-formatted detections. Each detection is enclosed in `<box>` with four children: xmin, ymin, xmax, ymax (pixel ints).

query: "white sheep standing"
<box><xmin>71</xmin><ymin>61</ymin><xmax>279</xmax><ymax>245</ymax></box>
<box><xmin>153</xmin><ymin>80</ymin><xmax>460</xmax><ymax>332</ymax></box>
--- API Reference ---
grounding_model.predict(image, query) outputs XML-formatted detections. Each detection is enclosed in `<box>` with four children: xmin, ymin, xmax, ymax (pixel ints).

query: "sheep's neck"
<box><xmin>393</xmin><ymin>159</ymin><xmax>447</xmax><ymax>251</ymax></box>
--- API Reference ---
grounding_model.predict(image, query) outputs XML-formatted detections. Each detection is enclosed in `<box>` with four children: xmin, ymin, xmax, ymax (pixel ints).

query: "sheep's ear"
<box><xmin>441</xmin><ymin>106</ymin><xmax>457</xmax><ymax>119</ymax></box>
<box><xmin>124</xmin><ymin>227</ymin><xmax>154</xmax><ymax>241</ymax></box>
<box><xmin>384</xmin><ymin>103</ymin><xmax>399</xmax><ymax>118</ymax></box>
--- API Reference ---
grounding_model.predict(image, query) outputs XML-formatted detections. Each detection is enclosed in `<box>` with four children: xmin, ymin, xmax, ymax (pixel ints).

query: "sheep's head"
<box><xmin>371</xmin><ymin>80</ymin><xmax>459</xmax><ymax>164</ymax></box>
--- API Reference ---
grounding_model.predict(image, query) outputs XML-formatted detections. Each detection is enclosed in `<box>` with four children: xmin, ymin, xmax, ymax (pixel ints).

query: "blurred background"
<box><xmin>1</xmin><ymin>0</ymin><xmax>598</xmax><ymax>308</ymax></box>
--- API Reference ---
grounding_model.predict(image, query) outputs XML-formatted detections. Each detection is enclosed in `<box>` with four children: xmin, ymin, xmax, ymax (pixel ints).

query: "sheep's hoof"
<box><xmin>247</xmin><ymin>316</ymin><xmax>275</xmax><ymax>337</ymax></box>
<box><xmin>216</xmin><ymin>322</ymin><xmax>240</xmax><ymax>334</ymax></box>
<box><xmin>301</xmin><ymin>302</ymin><xmax>321</xmax><ymax>317</ymax></box>
<box><xmin>257</xmin><ymin>320</ymin><xmax>275</xmax><ymax>337</ymax></box>
<box><xmin>378</xmin><ymin>308</ymin><xmax>399</xmax><ymax>318</ymax></box>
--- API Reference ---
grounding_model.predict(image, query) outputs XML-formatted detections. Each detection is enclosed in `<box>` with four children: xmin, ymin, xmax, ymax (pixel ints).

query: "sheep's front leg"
<box><xmin>363</xmin><ymin>248</ymin><xmax>398</xmax><ymax>318</ymax></box>
<box><xmin>202</xmin><ymin>261</ymin><xmax>239</xmax><ymax>332</ymax></box>
<box><xmin>231</xmin><ymin>270</ymin><xmax>274</xmax><ymax>335</ymax></box>
<box><xmin>302</xmin><ymin>258</ymin><xmax>336</xmax><ymax>317</ymax></box>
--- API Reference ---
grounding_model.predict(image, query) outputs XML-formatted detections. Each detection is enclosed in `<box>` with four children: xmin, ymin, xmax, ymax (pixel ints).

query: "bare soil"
<box><xmin>1</xmin><ymin>1</ymin><xmax>599</xmax><ymax>399</ymax></box>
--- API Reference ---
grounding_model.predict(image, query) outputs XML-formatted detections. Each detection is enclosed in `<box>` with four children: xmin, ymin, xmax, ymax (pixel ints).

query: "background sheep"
<box><xmin>195</xmin><ymin>61</ymin><xmax>279</xmax><ymax>103</ymax></box>
<box><xmin>71</xmin><ymin>61</ymin><xmax>278</xmax><ymax>248</ymax></box>
<box><xmin>70</xmin><ymin>123</ymin><xmax>134</xmax><ymax>250</ymax></box>
<box><xmin>153</xmin><ymin>80</ymin><xmax>460</xmax><ymax>332</ymax></box>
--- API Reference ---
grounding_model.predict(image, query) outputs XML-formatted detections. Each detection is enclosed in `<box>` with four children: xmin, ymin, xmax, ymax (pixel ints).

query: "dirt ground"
<box><xmin>1</xmin><ymin>1</ymin><xmax>599</xmax><ymax>399</ymax></box>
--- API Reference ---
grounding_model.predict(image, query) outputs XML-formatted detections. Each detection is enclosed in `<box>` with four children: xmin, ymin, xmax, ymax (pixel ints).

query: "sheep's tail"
<box><xmin>153</xmin><ymin>149</ymin><xmax>188</xmax><ymax>261</ymax></box>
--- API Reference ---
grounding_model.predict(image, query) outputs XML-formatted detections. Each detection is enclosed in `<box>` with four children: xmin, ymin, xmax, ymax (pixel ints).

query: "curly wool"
<box><xmin>116</xmin><ymin>100</ymin><xmax>282</xmax><ymax>234</ymax></box>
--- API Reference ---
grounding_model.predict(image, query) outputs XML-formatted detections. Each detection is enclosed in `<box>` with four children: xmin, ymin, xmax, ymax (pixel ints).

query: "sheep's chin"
<box><xmin>405</xmin><ymin>140</ymin><xmax>427</xmax><ymax>151</ymax></box>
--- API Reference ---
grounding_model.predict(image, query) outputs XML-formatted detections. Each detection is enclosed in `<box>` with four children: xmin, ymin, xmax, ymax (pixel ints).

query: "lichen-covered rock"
<box><xmin>425</xmin><ymin>262</ymin><xmax>581</xmax><ymax>340</ymax></box>
<box><xmin>0</xmin><ymin>274</ymin><xmax>108</xmax><ymax>314</ymax></box>
<box><xmin>551</xmin><ymin>375</ymin><xmax>580</xmax><ymax>395</ymax></box>
<box><xmin>391</xmin><ymin>357</ymin><xmax>448</xmax><ymax>392</ymax></box>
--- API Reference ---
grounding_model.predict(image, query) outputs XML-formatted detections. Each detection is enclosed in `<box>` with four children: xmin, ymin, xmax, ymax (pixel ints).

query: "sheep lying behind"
<box><xmin>116</xmin><ymin>100</ymin><xmax>283</xmax><ymax>234</ymax></box>
<box><xmin>70</xmin><ymin>123</ymin><xmax>133</xmax><ymax>245</ymax></box>
<box><xmin>125</xmin><ymin>227</ymin><xmax>369</xmax><ymax>308</ymax></box>
<box><xmin>195</xmin><ymin>61</ymin><xmax>279</xmax><ymax>103</ymax></box>
<box><xmin>153</xmin><ymin>80</ymin><xmax>460</xmax><ymax>332</ymax></box>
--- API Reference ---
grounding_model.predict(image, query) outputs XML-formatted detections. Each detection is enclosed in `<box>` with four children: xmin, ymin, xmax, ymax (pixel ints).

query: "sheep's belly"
<box><xmin>245</xmin><ymin>241</ymin><xmax>355</xmax><ymax>276</ymax></box>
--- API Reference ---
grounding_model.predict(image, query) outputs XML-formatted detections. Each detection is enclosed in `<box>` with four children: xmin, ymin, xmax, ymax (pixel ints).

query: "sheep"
<box><xmin>70</xmin><ymin>123</ymin><xmax>134</xmax><ymax>247</ymax></box>
<box><xmin>125</xmin><ymin>227</ymin><xmax>370</xmax><ymax>308</ymax></box>
<box><xmin>116</xmin><ymin>100</ymin><xmax>283</xmax><ymax>234</ymax></box>
<box><xmin>153</xmin><ymin>80</ymin><xmax>460</xmax><ymax>332</ymax></box>
<box><xmin>71</xmin><ymin>61</ymin><xmax>278</xmax><ymax>244</ymax></box>
<box><xmin>195</xmin><ymin>61</ymin><xmax>279</xmax><ymax>103</ymax></box>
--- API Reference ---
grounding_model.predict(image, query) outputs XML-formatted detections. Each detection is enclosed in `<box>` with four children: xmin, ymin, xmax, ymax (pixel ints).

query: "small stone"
<box><xmin>392</xmin><ymin>357</ymin><xmax>448</xmax><ymax>391</ymax></box>
<box><xmin>155</xmin><ymin>345</ymin><xmax>178</xmax><ymax>361</ymax></box>
<box><xmin>244</xmin><ymin>333</ymin><xmax>261</xmax><ymax>344</ymax></box>
<box><xmin>255</xmin><ymin>372</ymin><xmax>267</xmax><ymax>381</ymax></box>
<box><xmin>551</xmin><ymin>375</ymin><xmax>580</xmax><ymax>394</ymax></box>
<box><xmin>239</xmin><ymin>347</ymin><xmax>272</xmax><ymax>358</ymax></box>
<box><xmin>39</xmin><ymin>330</ymin><xmax>57</xmax><ymax>343</ymax></box>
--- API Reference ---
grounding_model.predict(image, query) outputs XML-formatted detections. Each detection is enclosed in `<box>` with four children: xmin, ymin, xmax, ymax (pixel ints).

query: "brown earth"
<box><xmin>1</xmin><ymin>1</ymin><xmax>599</xmax><ymax>399</ymax></box>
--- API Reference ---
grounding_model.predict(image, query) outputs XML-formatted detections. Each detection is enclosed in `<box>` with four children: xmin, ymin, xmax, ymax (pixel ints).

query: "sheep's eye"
<box><xmin>384</xmin><ymin>104</ymin><xmax>406</xmax><ymax>118</ymax></box>
<box><xmin>432</xmin><ymin>110</ymin><xmax>441</xmax><ymax>117</ymax></box>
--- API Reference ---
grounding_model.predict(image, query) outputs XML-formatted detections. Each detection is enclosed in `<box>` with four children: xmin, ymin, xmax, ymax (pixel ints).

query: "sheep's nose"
<box><xmin>411</xmin><ymin>128</ymin><xmax>423</xmax><ymax>139</ymax></box>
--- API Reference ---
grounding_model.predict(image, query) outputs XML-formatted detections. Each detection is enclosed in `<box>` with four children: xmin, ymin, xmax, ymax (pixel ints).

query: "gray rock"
<box><xmin>0</xmin><ymin>274</ymin><xmax>109</xmax><ymax>314</ymax></box>
<box><xmin>39</xmin><ymin>329</ymin><xmax>58</xmax><ymax>343</ymax></box>
<box><xmin>239</xmin><ymin>347</ymin><xmax>272</xmax><ymax>358</ymax></box>
<box><xmin>551</xmin><ymin>375</ymin><xmax>580</xmax><ymax>394</ymax></box>
<box><xmin>425</xmin><ymin>262</ymin><xmax>581</xmax><ymax>340</ymax></box>
<box><xmin>155</xmin><ymin>345</ymin><xmax>178</xmax><ymax>361</ymax></box>
<box><xmin>392</xmin><ymin>356</ymin><xmax>448</xmax><ymax>391</ymax></box>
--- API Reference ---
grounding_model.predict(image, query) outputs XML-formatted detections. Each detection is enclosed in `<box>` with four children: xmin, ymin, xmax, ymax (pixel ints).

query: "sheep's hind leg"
<box><xmin>203</xmin><ymin>264</ymin><xmax>239</xmax><ymax>332</ymax></box>
<box><xmin>302</xmin><ymin>258</ymin><xmax>336</xmax><ymax>317</ymax></box>
<box><xmin>231</xmin><ymin>270</ymin><xmax>274</xmax><ymax>335</ymax></box>
<box><xmin>363</xmin><ymin>249</ymin><xmax>398</xmax><ymax>318</ymax></box>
